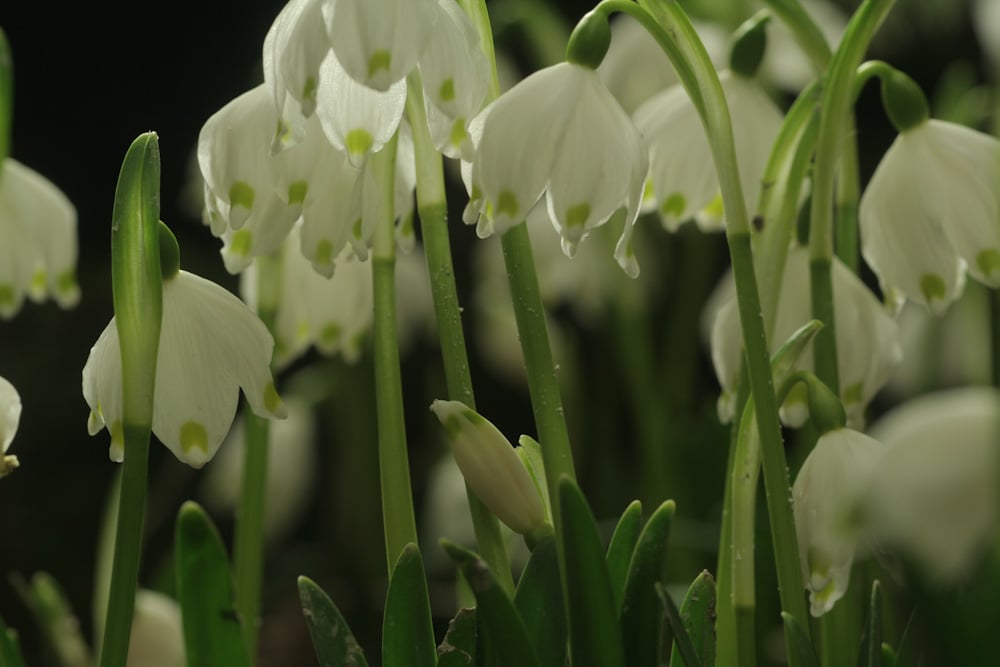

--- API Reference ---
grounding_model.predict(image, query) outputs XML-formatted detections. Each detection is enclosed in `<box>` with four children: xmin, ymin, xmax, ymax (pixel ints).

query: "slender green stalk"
<box><xmin>761</xmin><ymin>0</ymin><xmax>832</xmax><ymax>71</ymax></box>
<box><xmin>404</xmin><ymin>73</ymin><xmax>513</xmax><ymax>594</ymax></box>
<box><xmin>993</xmin><ymin>289</ymin><xmax>1000</xmax><ymax>388</ymax></box>
<box><xmin>370</xmin><ymin>134</ymin><xmax>419</xmax><ymax>571</ymax></box>
<box><xmin>835</xmin><ymin>121</ymin><xmax>861</xmax><ymax>273</ymax></box>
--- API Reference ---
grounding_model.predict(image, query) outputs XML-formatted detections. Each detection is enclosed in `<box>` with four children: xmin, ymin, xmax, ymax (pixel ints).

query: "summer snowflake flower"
<box><xmin>0</xmin><ymin>159</ymin><xmax>80</xmax><ymax>318</ymax></box>
<box><xmin>469</xmin><ymin>62</ymin><xmax>647</xmax><ymax>277</ymax></box>
<box><xmin>860</xmin><ymin>119</ymin><xmax>1000</xmax><ymax>314</ymax></box>
<box><xmin>83</xmin><ymin>271</ymin><xmax>286</xmax><ymax>468</ymax></box>
<box><xmin>0</xmin><ymin>374</ymin><xmax>21</xmax><ymax>477</ymax></box>
<box><xmin>633</xmin><ymin>70</ymin><xmax>783</xmax><ymax>232</ymax></box>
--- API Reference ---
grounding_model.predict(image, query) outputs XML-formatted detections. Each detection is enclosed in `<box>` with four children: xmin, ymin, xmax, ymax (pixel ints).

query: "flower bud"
<box><xmin>566</xmin><ymin>9</ymin><xmax>612</xmax><ymax>70</ymax></box>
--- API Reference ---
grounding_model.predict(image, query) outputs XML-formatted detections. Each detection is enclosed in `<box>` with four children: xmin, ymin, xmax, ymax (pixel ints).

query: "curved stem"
<box><xmin>761</xmin><ymin>0</ymin><xmax>832</xmax><ymax>72</ymax></box>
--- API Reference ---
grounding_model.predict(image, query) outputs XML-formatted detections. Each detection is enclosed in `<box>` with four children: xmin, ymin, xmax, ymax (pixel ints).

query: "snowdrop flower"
<box><xmin>83</xmin><ymin>269</ymin><xmax>286</xmax><ymax>468</ymax></box>
<box><xmin>127</xmin><ymin>591</ymin><xmax>184</xmax><ymax>667</ymax></box>
<box><xmin>863</xmin><ymin>387</ymin><xmax>1000</xmax><ymax>583</ymax></box>
<box><xmin>793</xmin><ymin>427</ymin><xmax>882</xmax><ymax>616</ymax></box>
<box><xmin>710</xmin><ymin>246</ymin><xmax>901</xmax><ymax>426</ymax></box>
<box><xmin>860</xmin><ymin>117</ymin><xmax>1000</xmax><ymax>314</ymax></box>
<box><xmin>469</xmin><ymin>62</ymin><xmax>647</xmax><ymax>277</ymax></box>
<box><xmin>0</xmin><ymin>375</ymin><xmax>20</xmax><ymax>477</ymax></box>
<box><xmin>633</xmin><ymin>70</ymin><xmax>783</xmax><ymax>232</ymax></box>
<box><xmin>0</xmin><ymin>159</ymin><xmax>80</xmax><ymax>318</ymax></box>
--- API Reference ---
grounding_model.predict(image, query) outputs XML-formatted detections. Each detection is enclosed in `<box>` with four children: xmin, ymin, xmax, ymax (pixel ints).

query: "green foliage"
<box><xmin>621</xmin><ymin>500</ymin><xmax>676</xmax><ymax>666</ymax></box>
<box><xmin>436</xmin><ymin>608</ymin><xmax>476</xmax><ymax>667</ymax></box>
<box><xmin>514</xmin><ymin>535</ymin><xmax>566</xmax><ymax>666</ymax></box>
<box><xmin>298</xmin><ymin>577</ymin><xmax>369</xmax><ymax>667</ymax></box>
<box><xmin>669</xmin><ymin>570</ymin><xmax>717</xmax><ymax>667</ymax></box>
<box><xmin>383</xmin><ymin>544</ymin><xmax>436</xmax><ymax>667</ymax></box>
<box><xmin>606</xmin><ymin>500</ymin><xmax>643</xmax><ymax>610</ymax></box>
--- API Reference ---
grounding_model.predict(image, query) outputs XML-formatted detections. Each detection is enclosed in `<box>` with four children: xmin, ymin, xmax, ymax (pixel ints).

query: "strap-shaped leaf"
<box><xmin>621</xmin><ymin>500</ymin><xmax>676</xmax><ymax>666</ymax></box>
<box><xmin>0</xmin><ymin>614</ymin><xmax>25</xmax><ymax>667</ymax></box>
<box><xmin>443</xmin><ymin>541</ymin><xmax>541</xmax><ymax>667</ymax></box>
<box><xmin>298</xmin><ymin>576</ymin><xmax>369</xmax><ymax>667</ymax></box>
<box><xmin>659</xmin><ymin>583</ymin><xmax>703</xmax><ymax>667</ymax></box>
<box><xmin>558</xmin><ymin>476</ymin><xmax>625</xmax><ymax>667</ymax></box>
<box><xmin>514</xmin><ymin>535</ymin><xmax>566</xmax><ymax>666</ymax></box>
<box><xmin>606</xmin><ymin>500</ymin><xmax>643</xmax><ymax>610</ymax></box>
<box><xmin>437</xmin><ymin>607</ymin><xmax>476</xmax><ymax>667</ymax></box>
<box><xmin>856</xmin><ymin>580</ymin><xmax>883</xmax><ymax>667</ymax></box>
<box><xmin>781</xmin><ymin>612</ymin><xmax>820</xmax><ymax>667</ymax></box>
<box><xmin>893</xmin><ymin>611</ymin><xmax>916</xmax><ymax>667</ymax></box>
<box><xmin>175</xmin><ymin>501</ymin><xmax>249</xmax><ymax>667</ymax></box>
<box><xmin>669</xmin><ymin>570</ymin><xmax>717</xmax><ymax>667</ymax></box>
<box><xmin>383</xmin><ymin>544</ymin><xmax>436</xmax><ymax>667</ymax></box>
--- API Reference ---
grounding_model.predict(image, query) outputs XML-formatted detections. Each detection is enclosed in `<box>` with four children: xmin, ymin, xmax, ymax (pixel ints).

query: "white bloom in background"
<box><xmin>793</xmin><ymin>427</ymin><xmax>881</xmax><ymax>616</ymax></box>
<box><xmin>860</xmin><ymin>119</ymin><xmax>1000</xmax><ymax>314</ymax></box>
<box><xmin>201</xmin><ymin>399</ymin><xmax>316</xmax><ymax>543</ymax></box>
<box><xmin>710</xmin><ymin>247</ymin><xmax>901</xmax><ymax>426</ymax></box>
<box><xmin>83</xmin><ymin>271</ymin><xmax>286</xmax><ymax>468</ymax></box>
<box><xmin>127</xmin><ymin>591</ymin><xmax>184</xmax><ymax>667</ymax></box>
<box><xmin>0</xmin><ymin>159</ymin><xmax>80</xmax><ymax>319</ymax></box>
<box><xmin>633</xmin><ymin>70</ymin><xmax>783</xmax><ymax>232</ymax></box>
<box><xmin>863</xmin><ymin>387</ymin><xmax>1000</xmax><ymax>583</ymax></box>
<box><xmin>0</xmin><ymin>375</ymin><xmax>21</xmax><ymax>477</ymax></box>
<box><xmin>470</xmin><ymin>63</ymin><xmax>647</xmax><ymax>277</ymax></box>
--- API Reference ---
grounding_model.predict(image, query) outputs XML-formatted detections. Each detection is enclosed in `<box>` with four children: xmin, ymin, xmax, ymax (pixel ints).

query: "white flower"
<box><xmin>127</xmin><ymin>591</ymin><xmax>184</xmax><ymax>667</ymax></box>
<box><xmin>863</xmin><ymin>387</ymin><xmax>1000</xmax><ymax>583</ymax></box>
<box><xmin>0</xmin><ymin>374</ymin><xmax>21</xmax><ymax>477</ymax></box>
<box><xmin>470</xmin><ymin>62</ymin><xmax>647</xmax><ymax>277</ymax></box>
<box><xmin>710</xmin><ymin>246</ymin><xmax>901</xmax><ymax>426</ymax></box>
<box><xmin>0</xmin><ymin>159</ymin><xmax>80</xmax><ymax>318</ymax></box>
<box><xmin>793</xmin><ymin>427</ymin><xmax>882</xmax><ymax>616</ymax></box>
<box><xmin>633</xmin><ymin>70</ymin><xmax>783</xmax><ymax>232</ymax></box>
<box><xmin>860</xmin><ymin>119</ymin><xmax>1000</xmax><ymax>314</ymax></box>
<box><xmin>83</xmin><ymin>271</ymin><xmax>286</xmax><ymax>468</ymax></box>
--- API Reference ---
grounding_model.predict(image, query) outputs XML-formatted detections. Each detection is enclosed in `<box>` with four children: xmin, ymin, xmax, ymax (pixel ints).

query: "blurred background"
<box><xmin>0</xmin><ymin>0</ymin><xmax>995</xmax><ymax>664</ymax></box>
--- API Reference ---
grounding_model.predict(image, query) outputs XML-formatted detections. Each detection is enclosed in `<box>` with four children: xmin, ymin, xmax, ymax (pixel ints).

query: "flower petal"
<box><xmin>0</xmin><ymin>375</ymin><xmax>22</xmax><ymax>454</ymax></box>
<box><xmin>82</xmin><ymin>320</ymin><xmax>126</xmax><ymax>461</ymax></box>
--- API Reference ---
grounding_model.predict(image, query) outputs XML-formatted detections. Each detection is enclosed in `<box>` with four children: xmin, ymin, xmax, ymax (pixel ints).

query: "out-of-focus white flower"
<box><xmin>0</xmin><ymin>159</ymin><xmax>80</xmax><ymax>319</ymax></box>
<box><xmin>793</xmin><ymin>427</ymin><xmax>882</xmax><ymax>616</ymax></box>
<box><xmin>127</xmin><ymin>590</ymin><xmax>184</xmax><ymax>667</ymax></box>
<box><xmin>760</xmin><ymin>0</ymin><xmax>847</xmax><ymax>90</ymax></box>
<box><xmin>973</xmin><ymin>0</ymin><xmax>1000</xmax><ymax>73</ymax></box>
<box><xmin>83</xmin><ymin>271</ymin><xmax>286</xmax><ymax>468</ymax></box>
<box><xmin>633</xmin><ymin>70</ymin><xmax>783</xmax><ymax>232</ymax></box>
<box><xmin>710</xmin><ymin>246</ymin><xmax>901</xmax><ymax>426</ymax></box>
<box><xmin>0</xmin><ymin>375</ymin><xmax>19</xmax><ymax>477</ymax></box>
<box><xmin>469</xmin><ymin>62</ymin><xmax>647</xmax><ymax>277</ymax></box>
<box><xmin>863</xmin><ymin>387</ymin><xmax>1000</xmax><ymax>583</ymax></box>
<box><xmin>860</xmin><ymin>119</ymin><xmax>1000</xmax><ymax>314</ymax></box>
<box><xmin>201</xmin><ymin>399</ymin><xmax>316</xmax><ymax>542</ymax></box>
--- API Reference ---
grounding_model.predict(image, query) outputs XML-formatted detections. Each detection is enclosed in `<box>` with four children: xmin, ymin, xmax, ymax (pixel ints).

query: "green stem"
<box><xmin>835</xmin><ymin>120</ymin><xmax>861</xmax><ymax>273</ymax></box>
<box><xmin>404</xmin><ymin>73</ymin><xmax>514</xmax><ymax>594</ymax></box>
<box><xmin>993</xmin><ymin>289</ymin><xmax>1000</xmax><ymax>388</ymax></box>
<box><xmin>98</xmin><ymin>424</ymin><xmax>150</xmax><ymax>667</ymax></box>
<box><xmin>761</xmin><ymin>0</ymin><xmax>832</xmax><ymax>71</ymax></box>
<box><xmin>370</xmin><ymin>134</ymin><xmax>419</xmax><ymax>571</ymax></box>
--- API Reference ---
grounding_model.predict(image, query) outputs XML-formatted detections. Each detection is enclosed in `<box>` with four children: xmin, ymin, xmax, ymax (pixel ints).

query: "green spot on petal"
<box><xmin>449</xmin><ymin>118</ymin><xmax>467</xmax><ymax>149</ymax></box>
<box><xmin>288</xmin><ymin>180</ymin><xmax>308</xmax><ymax>205</ymax></box>
<box><xmin>110</xmin><ymin>420</ymin><xmax>125</xmax><ymax>462</ymax></box>
<box><xmin>642</xmin><ymin>180</ymin><xmax>655</xmax><ymax>204</ymax></box>
<box><xmin>496</xmin><ymin>190</ymin><xmax>519</xmax><ymax>220</ymax></box>
<box><xmin>566</xmin><ymin>203</ymin><xmax>591</xmax><ymax>228</ymax></box>
<box><xmin>229</xmin><ymin>181</ymin><xmax>255</xmax><ymax>210</ymax></box>
<box><xmin>180</xmin><ymin>421</ymin><xmax>209</xmax><ymax>455</ymax></box>
<box><xmin>320</xmin><ymin>322</ymin><xmax>342</xmax><ymax>346</ymax></box>
<box><xmin>346</xmin><ymin>129</ymin><xmax>374</xmax><ymax>156</ymax></box>
<box><xmin>352</xmin><ymin>217</ymin><xmax>363</xmax><ymax>240</ymax></box>
<box><xmin>976</xmin><ymin>248</ymin><xmax>1000</xmax><ymax>281</ymax></box>
<box><xmin>56</xmin><ymin>270</ymin><xmax>76</xmax><ymax>295</ymax></box>
<box><xmin>263</xmin><ymin>382</ymin><xmax>283</xmax><ymax>414</ymax></box>
<box><xmin>30</xmin><ymin>269</ymin><xmax>46</xmax><ymax>293</ymax></box>
<box><xmin>470</xmin><ymin>184</ymin><xmax>482</xmax><ymax>201</ymax></box>
<box><xmin>920</xmin><ymin>273</ymin><xmax>947</xmax><ymax>305</ymax></box>
<box><xmin>842</xmin><ymin>381</ymin><xmax>863</xmax><ymax>405</ymax></box>
<box><xmin>439</xmin><ymin>78</ymin><xmax>455</xmax><ymax>102</ymax></box>
<box><xmin>367</xmin><ymin>50</ymin><xmax>392</xmax><ymax>79</ymax></box>
<box><xmin>231</xmin><ymin>229</ymin><xmax>253</xmax><ymax>257</ymax></box>
<box><xmin>702</xmin><ymin>193</ymin><xmax>724</xmax><ymax>220</ymax></box>
<box><xmin>315</xmin><ymin>240</ymin><xmax>334</xmax><ymax>266</ymax></box>
<box><xmin>661</xmin><ymin>193</ymin><xmax>686</xmax><ymax>219</ymax></box>
<box><xmin>302</xmin><ymin>76</ymin><xmax>317</xmax><ymax>104</ymax></box>
<box><xmin>0</xmin><ymin>284</ymin><xmax>13</xmax><ymax>307</ymax></box>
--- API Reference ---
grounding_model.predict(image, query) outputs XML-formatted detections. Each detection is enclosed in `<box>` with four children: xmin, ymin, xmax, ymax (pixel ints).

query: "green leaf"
<box><xmin>893</xmin><ymin>611</ymin><xmax>917</xmax><ymax>667</ymax></box>
<box><xmin>669</xmin><ymin>570</ymin><xmax>717</xmax><ymax>667</ymax></box>
<box><xmin>437</xmin><ymin>607</ymin><xmax>476</xmax><ymax>667</ymax></box>
<box><xmin>443</xmin><ymin>541</ymin><xmax>541</xmax><ymax>667</ymax></box>
<box><xmin>514</xmin><ymin>535</ymin><xmax>566</xmax><ymax>666</ymax></box>
<box><xmin>881</xmin><ymin>643</ymin><xmax>896</xmax><ymax>667</ymax></box>
<box><xmin>606</xmin><ymin>500</ymin><xmax>643</xmax><ymax>610</ymax></box>
<box><xmin>658</xmin><ymin>583</ymin><xmax>702</xmax><ymax>667</ymax></box>
<box><xmin>0</xmin><ymin>614</ymin><xmax>26</xmax><ymax>667</ymax></box>
<box><xmin>298</xmin><ymin>577</ymin><xmax>369</xmax><ymax>667</ymax></box>
<box><xmin>383</xmin><ymin>544</ymin><xmax>436</xmax><ymax>667</ymax></box>
<box><xmin>781</xmin><ymin>612</ymin><xmax>820</xmax><ymax>667</ymax></box>
<box><xmin>621</xmin><ymin>500</ymin><xmax>676</xmax><ymax>666</ymax></box>
<box><xmin>12</xmin><ymin>571</ymin><xmax>91</xmax><ymax>667</ymax></box>
<box><xmin>857</xmin><ymin>580</ymin><xmax>883</xmax><ymax>667</ymax></box>
<box><xmin>175</xmin><ymin>501</ymin><xmax>249</xmax><ymax>667</ymax></box>
<box><xmin>557</xmin><ymin>476</ymin><xmax>625</xmax><ymax>667</ymax></box>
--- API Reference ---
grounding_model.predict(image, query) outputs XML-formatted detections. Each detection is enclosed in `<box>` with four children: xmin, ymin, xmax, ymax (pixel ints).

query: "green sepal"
<box><xmin>0</xmin><ymin>614</ymin><xmax>26</xmax><ymax>667</ymax></box>
<box><xmin>621</xmin><ymin>500</ymin><xmax>676</xmax><ymax>667</ymax></box>
<box><xmin>606</xmin><ymin>500</ymin><xmax>643</xmax><ymax>609</ymax></box>
<box><xmin>658</xmin><ymin>583</ymin><xmax>703</xmax><ymax>667</ymax></box>
<box><xmin>514</xmin><ymin>535</ymin><xmax>566</xmax><ymax>667</ymax></box>
<box><xmin>298</xmin><ymin>576</ymin><xmax>369</xmax><ymax>667</ymax></box>
<box><xmin>669</xmin><ymin>570</ymin><xmax>717</xmax><ymax>667</ymax></box>
<box><xmin>158</xmin><ymin>221</ymin><xmax>180</xmax><ymax>280</ymax></box>
<box><xmin>780</xmin><ymin>371</ymin><xmax>846</xmax><ymax>435</ymax></box>
<box><xmin>111</xmin><ymin>132</ymin><xmax>163</xmax><ymax>427</ymax></box>
<box><xmin>856</xmin><ymin>580</ymin><xmax>883</xmax><ymax>667</ymax></box>
<box><xmin>566</xmin><ymin>8</ymin><xmax>611</xmax><ymax>69</ymax></box>
<box><xmin>0</xmin><ymin>25</ymin><xmax>11</xmax><ymax>167</ymax></box>
<box><xmin>442</xmin><ymin>540</ymin><xmax>542</xmax><ymax>667</ymax></box>
<box><xmin>880</xmin><ymin>68</ymin><xmax>929</xmax><ymax>133</ymax></box>
<box><xmin>382</xmin><ymin>544</ymin><xmax>436</xmax><ymax>667</ymax></box>
<box><xmin>729</xmin><ymin>10</ymin><xmax>770</xmax><ymax>78</ymax></box>
<box><xmin>436</xmin><ymin>607</ymin><xmax>476</xmax><ymax>667</ymax></box>
<box><xmin>174</xmin><ymin>501</ymin><xmax>249</xmax><ymax>667</ymax></box>
<box><xmin>781</xmin><ymin>611</ymin><xmax>820</xmax><ymax>667</ymax></box>
<box><xmin>557</xmin><ymin>476</ymin><xmax>626</xmax><ymax>667</ymax></box>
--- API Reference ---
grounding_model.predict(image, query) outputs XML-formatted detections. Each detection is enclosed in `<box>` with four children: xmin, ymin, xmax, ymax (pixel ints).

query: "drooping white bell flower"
<box><xmin>633</xmin><ymin>70</ymin><xmax>784</xmax><ymax>232</ymax></box>
<box><xmin>710</xmin><ymin>246</ymin><xmax>901</xmax><ymax>426</ymax></box>
<box><xmin>0</xmin><ymin>159</ymin><xmax>80</xmax><ymax>319</ymax></box>
<box><xmin>860</xmin><ymin>119</ymin><xmax>1000</xmax><ymax>314</ymax></box>
<box><xmin>863</xmin><ymin>387</ymin><xmax>1000</xmax><ymax>583</ymax></box>
<box><xmin>83</xmin><ymin>271</ymin><xmax>286</xmax><ymax>468</ymax></box>
<box><xmin>469</xmin><ymin>62</ymin><xmax>647</xmax><ymax>277</ymax></box>
<box><xmin>127</xmin><ymin>590</ymin><xmax>184</xmax><ymax>667</ymax></box>
<box><xmin>793</xmin><ymin>427</ymin><xmax>882</xmax><ymax>616</ymax></box>
<box><xmin>0</xmin><ymin>374</ymin><xmax>21</xmax><ymax>477</ymax></box>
